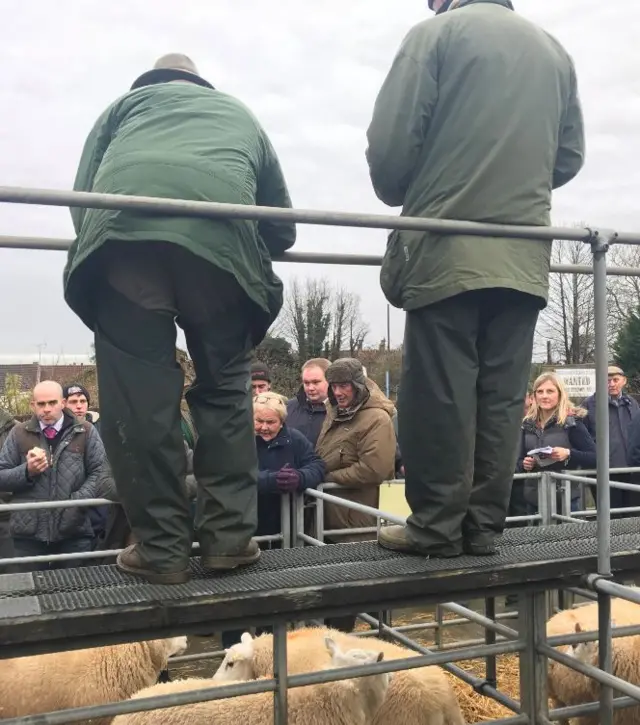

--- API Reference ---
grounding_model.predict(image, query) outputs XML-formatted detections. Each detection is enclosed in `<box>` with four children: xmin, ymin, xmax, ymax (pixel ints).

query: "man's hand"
<box><xmin>522</xmin><ymin>456</ymin><xmax>536</xmax><ymax>472</ymax></box>
<box><xmin>27</xmin><ymin>447</ymin><xmax>49</xmax><ymax>477</ymax></box>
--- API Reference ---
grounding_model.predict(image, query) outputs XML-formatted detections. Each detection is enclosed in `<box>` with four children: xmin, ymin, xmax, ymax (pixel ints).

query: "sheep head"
<box><xmin>165</xmin><ymin>636</ymin><xmax>188</xmax><ymax>658</ymax></box>
<box><xmin>213</xmin><ymin>632</ymin><xmax>256</xmax><ymax>682</ymax></box>
<box><xmin>324</xmin><ymin>636</ymin><xmax>387</xmax><ymax>672</ymax></box>
<box><xmin>566</xmin><ymin>620</ymin><xmax>616</xmax><ymax>662</ymax></box>
<box><xmin>324</xmin><ymin>636</ymin><xmax>391</xmax><ymax>719</ymax></box>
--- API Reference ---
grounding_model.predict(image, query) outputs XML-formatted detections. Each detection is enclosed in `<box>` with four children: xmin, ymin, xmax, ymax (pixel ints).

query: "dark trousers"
<box><xmin>93</xmin><ymin>241</ymin><xmax>258</xmax><ymax>572</ymax></box>
<box><xmin>399</xmin><ymin>289</ymin><xmax>540</xmax><ymax>555</ymax></box>
<box><xmin>12</xmin><ymin>537</ymin><xmax>94</xmax><ymax>572</ymax></box>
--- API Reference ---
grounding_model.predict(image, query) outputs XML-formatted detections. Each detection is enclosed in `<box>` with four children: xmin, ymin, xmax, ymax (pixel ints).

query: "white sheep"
<box><xmin>216</xmin><ymin>626</ymin><xmax>466</xmax><ymax>725</ymax></box>
<box><xmin>213</xmin><ymin>632</ymin><xmax>255</xmax><ymax>683</ymax></box>
<box><xmin>111</xmin><ymin>635</ymin><xmax>390</xmax><ymax>725</ymax></box>
<box><xmin>0</xmin><ymin>636</ymin><xmax>187</xmax><ymax>724</ymax></box>
<box><xmin>547</xmin><ymin>597</ymin><xmax>640</xmax><ymax>725</ymax></box>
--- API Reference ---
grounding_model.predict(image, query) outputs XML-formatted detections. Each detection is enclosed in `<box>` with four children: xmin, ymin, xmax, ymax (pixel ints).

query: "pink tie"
<box><xmin>43</xmin><ymin>427</ymin><xmax>56</xmax><ymax>440</ymax></box>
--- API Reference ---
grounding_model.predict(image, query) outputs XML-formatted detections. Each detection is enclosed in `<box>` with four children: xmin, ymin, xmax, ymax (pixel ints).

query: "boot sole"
<box><xmin>116</xmin><ymin>555</ymin><xmax>191</xmax><ymax>585</ymax></box>
<box><xmin>378</xmin><ymin>537</ymin><xmax>461</xmax><ymax>559</ymax></box>
<box><xmin>201</xmin><ymin>549</ymin><xmax>261</xmax><ymax>571</ymax></box>
<box><xmin>377</xmin><ymin>537</ymin><xmax>426</xmax><ymax>556</ymax></box>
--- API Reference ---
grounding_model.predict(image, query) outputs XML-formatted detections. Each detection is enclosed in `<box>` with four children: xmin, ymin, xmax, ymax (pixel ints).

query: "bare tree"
<box><xmin>279</xmin><ymin>278</ymin><xmax>369</xmax><ymax>362</ymax></box>
<box><xmin>280</xmin><ymin>278</ymin><xmax>332</xmax><ymax>362</ymax></box>
<box><xmin>607</xmin><ymin>245</ymin><xmax>640</xmax><ymax>336</ymax></box>
<box><xmin>539</xmin><ymin>240</ymin><xmax>596</xmax><ymax>364</ymax></box>
<box><xmin>329</xmin><ymin>287</ymin><xmax>369</xmax><ymax>359</ymax></box>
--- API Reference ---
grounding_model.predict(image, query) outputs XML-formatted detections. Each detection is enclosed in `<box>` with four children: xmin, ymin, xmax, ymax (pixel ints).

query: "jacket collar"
<box><xmin>523</xmin><ymin>415</ymin><xmax>576</xmax><ymax>432</ymax></box>
<box><xmin>453</xmin><ymin>0</ymin><xmax>514</xmax><ymax>10</ymax></box>
<box><xmin>295</xmin><ymin>387</ymin><xmax>327</xmax><ymax>413</ymax></box>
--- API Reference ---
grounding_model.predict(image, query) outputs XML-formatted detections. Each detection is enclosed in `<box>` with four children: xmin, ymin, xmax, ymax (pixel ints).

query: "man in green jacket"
<box><xmin>64</xmin><ymin>54</ymin><xmax>296</xmax><ymax>584</ymax></box>
<box><xmin>368</xmin><ymin>0</ymin><xmax>584</xmax><ymax>557</ymax></box>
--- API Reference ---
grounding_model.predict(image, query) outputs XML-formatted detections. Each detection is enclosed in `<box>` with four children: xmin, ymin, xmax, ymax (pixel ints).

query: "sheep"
<box><xmin>216</xmin><ymin>626</ymin><xmax>466</xmax><ymax>725</ymax></box>
<box><xmin>111</xmin><ymin>635</ymin><xmax>390</xmax><ymax>725</ymax></box>
<box><xmin>213</xmin><ymin>632</ymin><xmax>255</xmax><ymax>683</ymax></box>
<box><xmin>547</xmin><ymin>597</ymin><xmax>640</xmax><ymax>725</ymax></box>
<box><xmin>0</xmin><ymin>636</ymin><xmax>187</xmax><ymax>724</ymax></box>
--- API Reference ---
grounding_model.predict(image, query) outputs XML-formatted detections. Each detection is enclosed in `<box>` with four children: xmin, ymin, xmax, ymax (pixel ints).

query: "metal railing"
<box><xmin>2</xmin><ymin>185</ymin><xmax>640</xmax><ymax>725</ymax></box>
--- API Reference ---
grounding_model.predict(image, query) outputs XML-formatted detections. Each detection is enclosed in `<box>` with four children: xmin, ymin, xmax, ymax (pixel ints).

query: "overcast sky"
<box><xmin>0</xmin><ymin>0</ymin><xmax>633</xmax><ymax>362</ymax></box>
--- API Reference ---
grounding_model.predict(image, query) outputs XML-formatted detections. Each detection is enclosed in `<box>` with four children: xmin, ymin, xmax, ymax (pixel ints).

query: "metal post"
<box><xmin>435</xmin><ymin>605</ymin><xmax>444</xmax><ymax>650</ymax></box>
<box><xmin>485</xmin><ymin>597</ymin><xmax>498</xmax><ymax>689</ymax></box>
<box><xmin>519</xmin><ymin>592</ymin><xmax>549</xmax><ymax>725</ymax></box>
<box><xmin>539</xmin><ymin>473</ymin><xmax>555</xmax><ymax>615</ymax></box>
<box><xmin>280</xmin><ymin>494</ymin><xmax>291</xmax><ymax>549</ymax></box>
<box><xmin>273</xmin><ymin>623</ymin><xmax>288</xmax><ymax>725</ymax></box>
<box><xmin>314</xmin><ymin>488</ymin><xmax>325</xmax><ymax>543</ymax></box>
<box><xmin>293</xmin><ymin>491</ymin><xmax>305</xmax><ymax>548</ymax></box>
<box><xmin>592</xmin><ymin>230</ymin><xmax>615</xmax><ymax>725</ymax></box>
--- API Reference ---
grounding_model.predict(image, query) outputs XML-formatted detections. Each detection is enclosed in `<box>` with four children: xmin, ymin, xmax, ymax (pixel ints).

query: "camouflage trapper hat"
<box><xmin>325</xmin><ymin>358</ymin><xmax>366</xmax><ymax>387</ymax></box>
<box><xmin>325</xmin><ymin>359</ymin><xmax>371</xmax><ymax>410</ymax></box>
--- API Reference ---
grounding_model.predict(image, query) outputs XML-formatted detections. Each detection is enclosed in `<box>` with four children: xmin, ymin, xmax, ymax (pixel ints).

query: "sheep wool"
<box><xmin>0</xmin><ymin>636</ymin><xmax>187</xmax><ymax>724</ymax></box>
<box><xmin>248</xmin><ymin>627</ymin><xmax>466</xmax><ymax>725</ymax></box>
<box><xmin>112</xmin><ymin>638</ymin><xmax>390</xmax><ymax>725</ymax></box>
<box><xmin>547</xmin><ymin>596</ymin><xmax>640</xmax><ymax>725</ymax></box>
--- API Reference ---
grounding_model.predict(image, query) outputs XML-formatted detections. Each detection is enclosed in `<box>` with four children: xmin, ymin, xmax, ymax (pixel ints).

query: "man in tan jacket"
<box><xmin>316</xmin><ymin>358</ymin><xmax>396</xmax><ymax>542</ymax></box>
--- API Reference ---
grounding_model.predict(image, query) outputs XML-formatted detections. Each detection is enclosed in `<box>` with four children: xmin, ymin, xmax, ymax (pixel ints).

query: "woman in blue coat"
<box><xmin>221</xmin><ymin>392</ymin><xmax>325</xmax><ymax>649</ymax></box>
<box><xmin>515</xmin><ymin>372</ymin><xmax>596</xmax><ymax>514</ymax></box>
<box><xmin>253</xmin><ymin>391</ymin><xmax>326</xmax><ymax>539</ymax></box>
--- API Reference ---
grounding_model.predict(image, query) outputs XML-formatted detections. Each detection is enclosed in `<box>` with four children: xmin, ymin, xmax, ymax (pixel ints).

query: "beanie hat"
<box><xmin>251</xmin><ymin>361</ymin><xmax>271</xmax><ymax>383</ymax></box>
<box><xmin>63</xmin><ymin>383</ymin><xmax>90</xmax><ymax>405</ymax></box>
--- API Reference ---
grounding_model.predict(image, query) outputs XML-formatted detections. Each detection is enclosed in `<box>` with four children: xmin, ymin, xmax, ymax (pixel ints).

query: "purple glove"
<box><xmin>275</xmin><ymin>464</ymin><xmax>302</xmax><ymax>493</ymax></box>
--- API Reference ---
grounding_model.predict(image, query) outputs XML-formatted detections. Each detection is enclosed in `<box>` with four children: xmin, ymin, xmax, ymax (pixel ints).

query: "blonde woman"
<box><xmin>252</xmin><ymin>392</ymin><xmax>325</xmax><ymax>538</ymax></box>
<box><xmin>516</xmin><ymin>372</ymin><xmax>595</xmax><ymax>511</ymax></box>
<box><xmin>222</xmin><ymin>392</ymin><xmax>325</xmax><ymax>650</ymax></box>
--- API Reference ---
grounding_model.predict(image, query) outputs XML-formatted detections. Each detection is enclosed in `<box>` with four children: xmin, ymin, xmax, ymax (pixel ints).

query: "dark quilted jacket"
<box><xmin>0</xmin><ymin>410</ymin><xmax>107</xmax><ymax>542</ymax></box>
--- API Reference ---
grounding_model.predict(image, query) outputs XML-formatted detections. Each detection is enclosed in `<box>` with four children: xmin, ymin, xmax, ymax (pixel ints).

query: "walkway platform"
<box><xmin>2</xmin><ymin>518</ymin><xmax>640</xmax><ymax>658</ymax></box>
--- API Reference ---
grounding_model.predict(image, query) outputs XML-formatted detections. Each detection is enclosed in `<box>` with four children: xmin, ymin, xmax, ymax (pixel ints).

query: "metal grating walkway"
<box><xmin>2</xmin><ymin>518</ymin><xmax>640</xmax><ymax>657</ymax></box>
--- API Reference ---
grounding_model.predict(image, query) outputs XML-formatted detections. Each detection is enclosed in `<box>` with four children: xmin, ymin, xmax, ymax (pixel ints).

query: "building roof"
<box><xmin>0</xmin><ymin>363</ymin><xmax>95</xmax><ymax>392</ymax></box>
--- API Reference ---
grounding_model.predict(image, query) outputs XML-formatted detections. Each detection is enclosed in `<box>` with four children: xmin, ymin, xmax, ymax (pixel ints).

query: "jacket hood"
<box><xmin>523</xmin><ymin>408</ymin><xmax>587</xmax><ymax>432</ymax></box>
<box><xmin>0</xmin><ymin>408</ymin><xmax>15</xmax><ymax>434</ymax></box>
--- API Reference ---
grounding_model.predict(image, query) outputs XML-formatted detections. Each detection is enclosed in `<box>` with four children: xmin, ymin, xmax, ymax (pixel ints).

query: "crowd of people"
<box><xmin>509</xmin><ymin>366</ymin><xmax>640</xmax><ymax>520</ymax></box>
<box><xmin>3</xmin><ymin>362</ymin><xmax>640</xmax><ymax>583</ymax></box>
<box><xmin>0</xmin><ymin>357</ymin><xmax>400</xmax><ymax>582</ymax></box>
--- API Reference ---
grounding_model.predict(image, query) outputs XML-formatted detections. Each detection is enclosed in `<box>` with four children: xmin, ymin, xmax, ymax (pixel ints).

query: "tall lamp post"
<box><xmin>385</xmin><ymin>304</ymin><xmax>391</xmax><ymax>398</ymax></box>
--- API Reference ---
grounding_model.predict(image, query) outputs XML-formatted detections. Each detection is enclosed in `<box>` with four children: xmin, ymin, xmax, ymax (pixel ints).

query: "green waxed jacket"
<box><xmin>64</xmin><ymin>81</ymin><xmax>295</xmax><ymax>344</ymax></box>
<box><xmin>366</xmin><ymin>0</ymin><xmax>585</xmax><ymax>311</ymax></box>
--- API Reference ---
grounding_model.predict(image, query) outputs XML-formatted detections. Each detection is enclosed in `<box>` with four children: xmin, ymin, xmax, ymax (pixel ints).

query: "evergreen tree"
<box><xmin>613</xmin><ymin>306</ymin><xmax>640</xmax><ymax>391</ymax></box>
